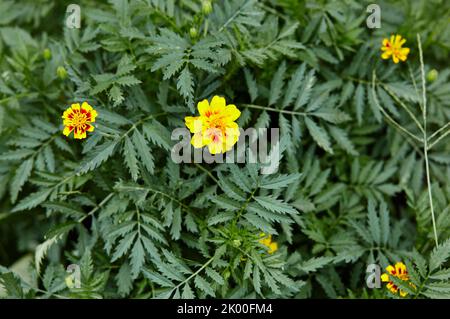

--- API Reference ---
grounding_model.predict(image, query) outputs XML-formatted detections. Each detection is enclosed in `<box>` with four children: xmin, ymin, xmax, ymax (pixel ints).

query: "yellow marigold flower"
<box><xmin>62</xmin><ymin>102</ymin><xmax>98</xmax><ymax>139</ymax></box>
<box><xmin>259</xmin><ymin>233</ymin><xmax>278</xmax><ymax>254</ymax></box>
<box><xmin>185</xmin><ymin>96</ymin><xmax>241</xmax><ymax>154</ymax></box>
<box><xmin>381</xmin><ymin>262</ymin><xmax>415</xmax><ymax>297</ymax></box>
<box><xmin>381</xmin><ymin>35</ymin><xmax>410</xmax><ymax>64</ymax></box>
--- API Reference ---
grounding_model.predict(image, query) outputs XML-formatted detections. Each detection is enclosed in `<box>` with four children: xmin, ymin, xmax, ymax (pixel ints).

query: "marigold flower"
<box><xmin>381</xmin><ymin>262</ymin><xmax>415</xmax><ymax>297</ymax></box>
<box><xmin>62</xmin><ymin>102</ymin><xmax>98</xmax><ymax>139</ymax></box>
<box><xmin>381</xmin><ymin>35</ymin><xmax>410</xmax><ymax>63</ymax></box>
<box><xmin>259</xmin><ymin>233</ymin><xmax>278</xmax><ymax>254</ymax></box>
<box><xmin>185</xmin><ymin>96</ymin><xmax>241</xmax><ymax>154</ymax></box>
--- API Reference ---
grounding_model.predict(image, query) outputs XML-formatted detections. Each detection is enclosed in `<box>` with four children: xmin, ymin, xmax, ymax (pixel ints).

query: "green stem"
<box><xmin>418</xmin><ymin>33</ymin><xmax>439</xmax><ymax>247</ymax></box>
<box><xmin>428</xmin><ymin>128</ymin><xmax>450</xmax><ymax>150</ymax></box>
<box><xmin>242</xmin><ymin>103</ymin><xmax>308</xmax><ymax>116</ymax></box>
<box><xmin>171</xmin><ymin>256</ymin><xmax>214</xmax><ymax>294</ymax></box>
<box><xmin>194</xmin><ymin>163</ymin><xmax>219</xmax><ymax>184</ymax></box>
<box><xmin>78</xmin><ymin>193</ymin><xmax>114</xmax><ymax>223</ymax></box>
<box><xmin>371</xmin><ymin>72</ymin><xmax>423</xmax><ymax>143</ymax></box>
<box><xmin>232</xmin><ymin>186</ymin><xmax>258</xmax><ymax>227</ymax></box>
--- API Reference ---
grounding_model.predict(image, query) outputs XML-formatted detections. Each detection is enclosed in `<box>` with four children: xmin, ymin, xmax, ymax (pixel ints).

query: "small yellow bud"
<box><xmin>189</xmin><ymin>27</ymin><xmax>198</xmax><ymax>39</ymax></box>
<box><xmin>57</xmin><ymin>66</ymin><xmax>68</xmax><ymax>80</ymax></box>
<box><xmin>43</xmin><ymin>48</ymin><xmax>52</xmax><ymax>60</ymax></box>
<box><xmin>202</xmin><ymin>1</ymin><xmax>213</xmax><ymax>15</ymax></box>
<box><xmin>426</xmin><ymin>69</ymin><xmax>438</xmax><ymax>82</ymax></box>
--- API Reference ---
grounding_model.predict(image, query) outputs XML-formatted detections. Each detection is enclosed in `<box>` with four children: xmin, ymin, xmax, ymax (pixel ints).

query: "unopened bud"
<box><xmin>57</xmin><ymin>66</ymin><xmax>68</xmax><ymax>80</ymax></box>
<box><xmin>232</xmin><ymin>239</ymin><xmax>241</xmax><ymax>247</ymax></box>
<box><xmin>43</xmin><ymin>48</ymin><xmax>52</xmax><ymax>60</ymax></box>
<box><xmin>189</xmin><ymin>27</ymin><xmax>198</xmax><ymax>39</ymax></box>
<box><xmin>426</xmin><ymin>69</ymin><xmax>438</xmax><ymax>82</ymax></box>
<box><xmin>202</xmin><ymin>1</ymin><xmax>212</xmax><ymax>15</ymax></box>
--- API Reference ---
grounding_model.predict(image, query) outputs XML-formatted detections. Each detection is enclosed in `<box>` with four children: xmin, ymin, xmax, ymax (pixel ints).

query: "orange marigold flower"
<box><xmin>259</xmin><ymin>233</ymin><xmax>278</xmax><ymax>254</ymax></box>
<box><xmin>62</xmin><ymin>102</ymin><xmax>98</xmax><ymax>139</ymax></box>
<box><xmin>184</xmin><ymin>96</ymin><xmax>241</xmax><ymax>155</ymax></box>
<box><xmin>381</xmin><ymin>262</ymin><xmax>415</xmax><ymax>297</ymax></box>
<box><xmin>381</xmin><ymin>35</ymin><xmax>410</xmax><ymax>64</ymax></box>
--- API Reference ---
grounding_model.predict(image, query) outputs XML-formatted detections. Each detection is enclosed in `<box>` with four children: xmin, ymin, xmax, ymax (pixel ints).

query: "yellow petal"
<box><xmin>224</xmin><ymin>126</ymin><xmax>240</xmax><ymax>150</ymax></box>
<box><xmin>394</xmin><ymin>35</ymin><xmax>401</xmax><ymax>45</ymax></box>
<box><xmin>210</xmin><ymin>96</ymin><xmax>226</xmax><ymax>112</ymax></box>
<box><xmin>399</xmin><ymin>290</ymin><xmax>408</xmax><ymax>297</ymax></box>
<box><xmin>197</xmin><ymin>99</ymin><xmax>210</xmax><ymax>116</ymax></box>
<box><xmin>393</xmin><ymin>55</ymin><xmax>399</xmax><ymax>63</ymax></box>
<box><xmin>259</xmin><ymin>238</ymin><xmax>271</xmax><ymax>246</ymax></box>
<box><xmin>191</xmin><ymin>132</ymin><xmax>206</xmax><ymax>148</ymax></box>
<box><xmin>73</xmin><ymin>127</ymin><xmax>87</xmax><ymax>139</ymax></box>
<box><xmin>71</xmin><ymin>103</ymin><xmax>81</xmax><ymax>111</ymax></box>
<box><xmin>87</xmin><ymin>124</ymin><xmax>95</xmax><ymax>132</ymax></box>
<box><xmin>62</xmin><ymin>109</ymin><xmax>73</xmax><ymax>119</ymax></box>
<box><xmin>395</xmin><ymin>262</ymin><xmax>406</xmax><ymax>275</ymax></box>
<box><xmin>208</xmin><ymin>140</ymin><xmax>225</xmax><ymax>154</ymax></box>
<box><xmin>185</xmin><ymin>116</ymin><xmax>202</xmax><ymax>133</ymax></box>
<box><xmin>223</xmin><ymin>104</ymin><xmax>241</xmax><ymax>122</ymax></box>
<box><xmin>81</xmin><ymin>102</ymin><xmax>93</xmax><ymax>112</ymax></box>
<box><xmin>400</xmin><ymin>47</ymin><xmax>410</xmax><ymax>56</ymax></box>
<box><xmin>386</xmin><ymin>265</ymin><xmax>395</xmax><ymax>274</ymax></box>
<box><xmin>381</xmin><ymin>273</ymin><xmax>390</xmax><ymax>282</ymax></box>
<box><xmin>268</xmin><ymin>242</ymin><xmax>278</xmax><ymax>254</ymax></box>
<box><xmin>381</xmin><ymin>52</ymin><xmax>391</xmax><ymax>59</ymax></box>
<box><xmin>382</xmin><ymin>38</ymin><xmax>389</xmax><ymax>46</ymax></box>
<box><xmin>63</xmin><ymin>126</ymin><xmax>73</xmax><ymax>137</ymax></box>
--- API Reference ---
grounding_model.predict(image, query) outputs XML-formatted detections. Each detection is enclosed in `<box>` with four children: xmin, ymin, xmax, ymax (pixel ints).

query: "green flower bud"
<box><xmin>223</xmin><ymin>270</ymin><xmax>230</xmax><ymax>280</ymax></box>
<box><xmin>57</xmin><ymin>66</ymin><xmax>68</xmax><ymax>80</ymax></box>
<box><xmin>189</xmin><ymin>27</ymin><xmax>198</xmax><ymax>39</ymax></box>
<box><xmin>202</xmin><ymin>0</ymin><xmax>212</xmax><ymax>15</ymax></box>
<box><xmin>426</xmin><ymin>69</ymin><xmax>438</xmax><ymax>82</ymax></box>
<box><xmin>43</xmin><ymin>48</ymin><xmax>52</xmax><ymax>60</ymax></box>
<box><xmin>232</xmin><ymin>239</ymin><xmax>241</xmax><ymax>247</ymax></box>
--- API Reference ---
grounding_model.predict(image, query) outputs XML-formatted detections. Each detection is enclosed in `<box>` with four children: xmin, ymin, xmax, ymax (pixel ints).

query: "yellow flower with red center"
<box><xmin>185</xmin><ymin>96</ymin><xmax>241</xmax><ymax>155</ymax></box>
<box><xmin>62</xmin><ymin>102</ymin><xmax>98</xmax><ymax>139</ymax></box>
<box><xmin>381</xmin><ymin>262</ymin><xmax>415</xmax><ymax>297</ymax></box>
<box><xmin>381</xmin><ymin>35</ymin><xmax>410</xmax><ymax>63</ymax></box>
<box><xmin>259</xmin><ymin>233</ymin><xmax>278</xmax><ymax>254</ymax></box>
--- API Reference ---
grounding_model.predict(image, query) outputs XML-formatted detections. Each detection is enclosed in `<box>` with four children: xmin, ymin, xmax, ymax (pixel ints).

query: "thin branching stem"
<box><xmin>418</xmin><ymin>33</ymin><xmax>439</xmax><ymax>247</ymax></box>
<box><xmin>371</xmin><ymin>72</ymin><xmax>423</xmax><ymax>143</ymax></box>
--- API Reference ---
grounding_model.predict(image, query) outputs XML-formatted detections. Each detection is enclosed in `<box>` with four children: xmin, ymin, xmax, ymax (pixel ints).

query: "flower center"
<box><xmin>72</xmin><ymin>112</ymin><xmax>88</xmax><ymax>127</ymax></box>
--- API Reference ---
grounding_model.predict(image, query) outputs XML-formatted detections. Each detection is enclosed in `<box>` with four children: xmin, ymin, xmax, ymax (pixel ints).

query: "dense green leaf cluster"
<box><xmin>0</xmin><ymin>0</ymin><xmax>449</xmax><ymax>299</ymax></box>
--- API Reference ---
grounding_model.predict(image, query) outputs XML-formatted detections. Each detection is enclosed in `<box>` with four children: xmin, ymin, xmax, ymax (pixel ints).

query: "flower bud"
<box><xmin>189</xmin><ymin>27</ymin><xmax>198</xmax><ymax>39</ymax></box>
<box><xmin>232</xmin><ymin>239</ymin><xmax>241</xmax><ymax>247</ymax></box>
<box><xmin>426</xmin><ymin>69</ymin><xmax>438</xmax><ymax>82</ymax></box>
<box><xmin>43</xmin><ymin>48</ymin><xmax>52</xmax><ymax>60</ymax></box>
<box><xmin>202</xmin><ymin>0</ymin><xmax>212</xmax><ymax>15</ymax></box>
<box><xmin>57</xmin><ymin>66</ymin><xmax>68</xmax><ymax>80</ymax></box>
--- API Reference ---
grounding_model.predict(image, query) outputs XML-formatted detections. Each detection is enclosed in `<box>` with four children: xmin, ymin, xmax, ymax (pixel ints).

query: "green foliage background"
<box><xmin>0</xmin><ymin>0</ymin><xmax>449</xmax><ymax>299</ymax></box>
